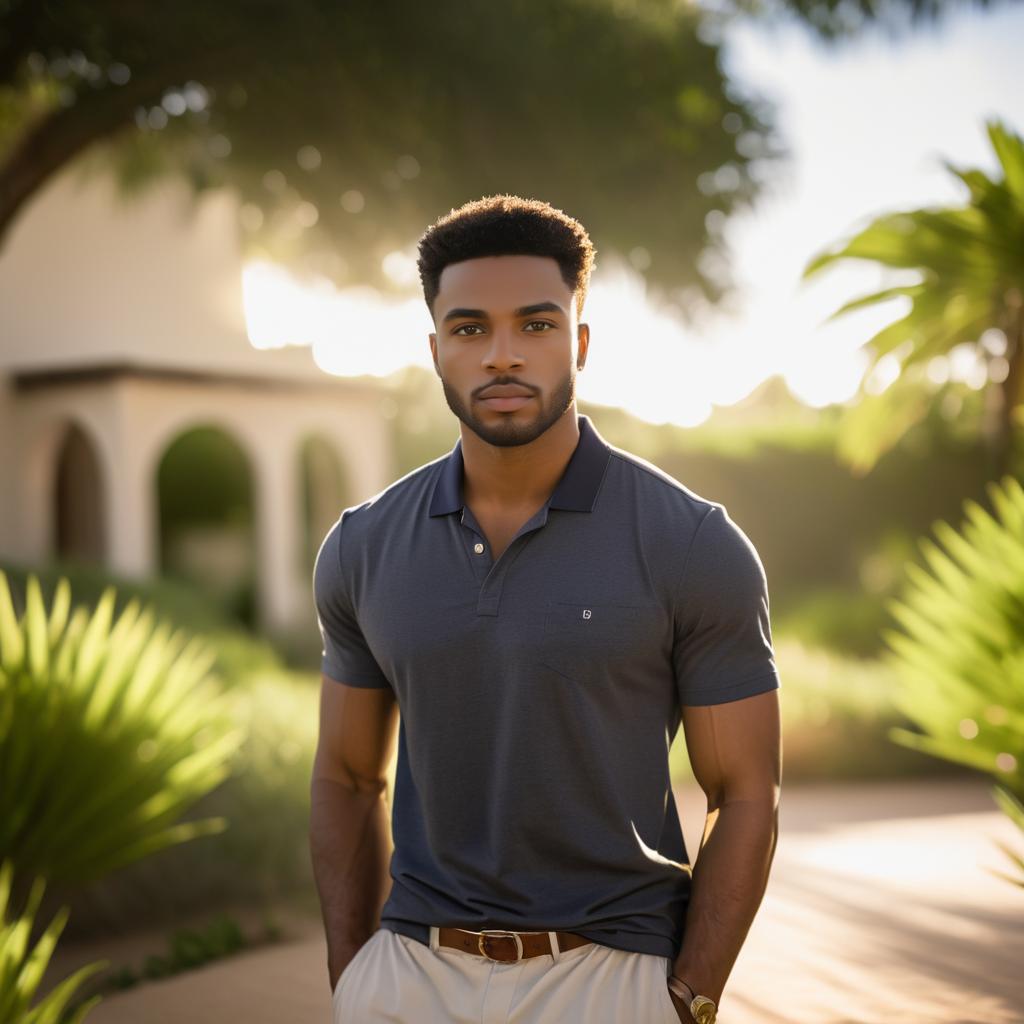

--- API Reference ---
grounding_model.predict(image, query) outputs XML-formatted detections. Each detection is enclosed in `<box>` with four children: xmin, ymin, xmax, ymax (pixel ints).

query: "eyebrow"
<box><xmin>441</xmin><ymin>301</ymin><xmax>567</xmax><ymax>324</ymax></box>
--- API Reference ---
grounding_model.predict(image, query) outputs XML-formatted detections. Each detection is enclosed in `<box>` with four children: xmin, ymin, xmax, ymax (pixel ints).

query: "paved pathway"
<box><xmin>58</xmin><ymin>776</ymin><xmax>1023</xmax><ymax>1023</ymax></box>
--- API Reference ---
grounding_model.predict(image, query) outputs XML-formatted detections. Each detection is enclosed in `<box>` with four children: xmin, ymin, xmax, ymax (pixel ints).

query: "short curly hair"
<box><xmin>417</xmin><ymin>195</ymin><xmax>596</xmax><ymax>319</ymax></box>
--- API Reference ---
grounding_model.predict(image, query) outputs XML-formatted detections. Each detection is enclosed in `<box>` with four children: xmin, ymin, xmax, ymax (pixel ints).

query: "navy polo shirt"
<box><xmin>313</xmin><ymin>414</ymin><xmax>781</xmax><ymax>959</ymax></box>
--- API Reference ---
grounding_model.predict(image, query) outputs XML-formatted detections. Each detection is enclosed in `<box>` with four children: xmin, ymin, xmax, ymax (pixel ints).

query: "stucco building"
<box><xmin>0</xmin><ymin>161</ymin><xmax>391</xmax><ymax>637</ymax></box>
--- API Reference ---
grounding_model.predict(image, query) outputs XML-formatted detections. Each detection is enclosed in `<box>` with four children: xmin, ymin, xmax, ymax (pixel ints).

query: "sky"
<box><xmin>242</xmin><ymin>0</ymin><xmax>1024</xmax><ymax>428</ymax></box>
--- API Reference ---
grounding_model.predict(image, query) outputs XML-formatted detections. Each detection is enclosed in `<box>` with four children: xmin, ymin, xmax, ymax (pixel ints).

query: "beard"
<box><xmin>440</xmin><ymin>367</ymin><xmax>576</xmax><ymax>448</ymax></box>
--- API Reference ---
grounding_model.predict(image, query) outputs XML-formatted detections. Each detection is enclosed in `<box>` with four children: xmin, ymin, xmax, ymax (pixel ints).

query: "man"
<box><xmin>310</xmin><ymin>195</ymin><xmax>782</xmax><ymax>1023</ymax></box>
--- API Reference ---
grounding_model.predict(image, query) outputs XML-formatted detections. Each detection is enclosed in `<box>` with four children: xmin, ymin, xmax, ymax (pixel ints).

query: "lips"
<box><xmin>478</xmin><ymin>384</ymin><xmax>534</xmax><ymax>399</ymax></box>
<box><xmin>477</xmin><ymin>385</ymin><xmax>535</xmax><ymax>413</ymax></box>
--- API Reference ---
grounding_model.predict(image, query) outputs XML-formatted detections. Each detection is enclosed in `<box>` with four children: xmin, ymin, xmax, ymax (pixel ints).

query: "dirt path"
<box><xmin>69</xmin><ymin>775</ymin><xmax>1023</xmax><ymax>1023</ymax></box>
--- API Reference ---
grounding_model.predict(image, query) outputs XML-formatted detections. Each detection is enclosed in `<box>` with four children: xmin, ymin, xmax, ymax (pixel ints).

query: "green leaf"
<box><xmin>46</xmin><ymin>578</ymin><xmax>71</xmax><ymax>650</ymax></box>
<box><xmin>987</xmin><ymin>119</ymin><xmax>1024</xmax><ymax>202</ymax></box>
<box><xmin>0</xmin><ymin>571</ymin><xmax>24</xmax><ymax>674</ymax></box>
<box><xmin>24</xmin><ymin>576</ymin><xmax>49</xmax><ymax>681</ymax></box>
<box><xmin>820</xmin><ymin>283</ymin><xmax>925</xmax><ymax>324</ymax></box>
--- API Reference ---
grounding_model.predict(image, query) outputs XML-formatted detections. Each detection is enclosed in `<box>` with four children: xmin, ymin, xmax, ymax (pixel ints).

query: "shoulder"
<box><xmin>313</xmin><ymin>448</ymin><xmax>451</xmax><ymax>581</ymax></box>
<box><xmin>604</xmin><ymin>444</ymin><xmax>720</xmax><ymax>528</ymax></box>
<box><xmin>335</xmin><ymin>448</ymin><xmax>451</xmax><ymax>539</ymax></box>
<box><xmin>602</xmin><ymin>444</ymin><xmax>765</xmax><ymax>584</ymax></box>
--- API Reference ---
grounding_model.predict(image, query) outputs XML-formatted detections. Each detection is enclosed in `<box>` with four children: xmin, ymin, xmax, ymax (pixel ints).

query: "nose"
<box><xmin>481</xmin><ymin>326</ymin><xmax>524</xmax><ymax>373</ymax></box>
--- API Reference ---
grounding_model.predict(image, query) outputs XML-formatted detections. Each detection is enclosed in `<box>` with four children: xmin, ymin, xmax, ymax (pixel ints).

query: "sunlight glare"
<box><xmin>241</xmin><ymin>256</ymin><xmax>874</xmax><ymax>422</ymax></box>
<box><xmin>242</xmin><ymin>259</ymin><xmax>433</xmax><ymax>375</ymax></box>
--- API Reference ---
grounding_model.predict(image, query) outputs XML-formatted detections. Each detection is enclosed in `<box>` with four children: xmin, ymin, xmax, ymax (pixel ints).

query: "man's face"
<box><xmin>428</xmin><ymin>254</ymin><xmax>589</xmax><ymax>448</ymax></box>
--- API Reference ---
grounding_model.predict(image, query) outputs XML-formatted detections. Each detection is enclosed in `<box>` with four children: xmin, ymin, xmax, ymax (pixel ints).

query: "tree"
<box><xmin>800</xmin><ymin>118</ymin><xmax>1024</xmax><ymax>478</ymax></box>
<box><xmin>710</xmin><ymin>0</ymin><xmax>1012</xmax><ymax>44</ymax></box>
<box><xmin>0</xmin><ymin>0</ymin><xmax>786</xmax><ymax>314</ymax></box>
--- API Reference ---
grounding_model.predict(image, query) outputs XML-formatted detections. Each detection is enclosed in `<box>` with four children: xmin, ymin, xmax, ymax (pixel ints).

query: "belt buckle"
<box><xmin>477</xmin><ymin>929</ymin><xmax>524</xmax><ymax>963</ymax></box>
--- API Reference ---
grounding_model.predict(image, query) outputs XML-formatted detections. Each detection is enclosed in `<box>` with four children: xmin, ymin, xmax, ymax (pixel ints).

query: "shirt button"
<box><xmin>473</xmin><ymin>542</ymin><xmax>485</xmax><ymax>554</ymax></box>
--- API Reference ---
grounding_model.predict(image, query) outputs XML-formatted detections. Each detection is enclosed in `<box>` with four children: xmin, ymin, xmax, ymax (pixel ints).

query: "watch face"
<box><xmin>693</xmin><ymin>998</ymin><xmax>717</xmax><ymax>1024</ymax></box>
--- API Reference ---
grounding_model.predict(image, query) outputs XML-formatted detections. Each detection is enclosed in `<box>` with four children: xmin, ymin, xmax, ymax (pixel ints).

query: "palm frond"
<box><xmin>801</xmin><ymin>116</ymin><xmax>1024</xmax><ymax>475</ymax></box>
<box><xmin>884</xmin><ymin>480</ymin><xmax>1024</xmax><ymax>888</ymax></box>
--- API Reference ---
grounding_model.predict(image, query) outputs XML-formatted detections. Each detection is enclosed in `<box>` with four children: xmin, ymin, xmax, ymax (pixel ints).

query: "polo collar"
<box><xmin>428</xmin><ymin>414</ymin><xmax>611</xmax><ymax>517</ymax></box>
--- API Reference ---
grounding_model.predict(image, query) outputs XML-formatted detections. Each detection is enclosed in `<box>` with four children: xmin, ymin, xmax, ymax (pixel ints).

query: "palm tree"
<box><xmin>801</xmin><ymin>118</ymin><xmax>1024</xmax><ymax>478</ymax></box>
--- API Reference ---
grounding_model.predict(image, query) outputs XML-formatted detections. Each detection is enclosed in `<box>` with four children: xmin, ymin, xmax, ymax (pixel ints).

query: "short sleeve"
<box><xmin>672</xmin><ymin>504</ymin><xmax>781</xmax><ymax>706</ymax></box>
<box><xmin>312</xmin><ymin>516</ymin><xmax>391</xmax><ymax>689</ymax></box>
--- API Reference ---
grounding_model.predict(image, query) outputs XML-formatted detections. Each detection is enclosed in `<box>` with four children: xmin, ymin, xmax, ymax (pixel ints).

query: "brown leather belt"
<box><xmin>438</xmin><ymin>926</ymin><xmax>593</xmax><ymax>963</ymax></box>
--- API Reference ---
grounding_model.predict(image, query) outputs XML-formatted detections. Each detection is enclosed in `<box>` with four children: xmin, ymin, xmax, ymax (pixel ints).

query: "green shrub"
<box><xmin>0</xmin><ymin>561</ymin><xmax>283</xmax><ymax>686</ymax></box>
<box><xmin>61</xmin><ymin>670</ymin><xmax>319</xmax><ymax>935</ymax></box>
<box><xmin>0</xmin><ymin>561</ymin><xmax>235</xmax><ymax>635</ymax></box>
<box><xmin>883</xmin><ymin>475</ymin><xmax>1024</xmax><ymax>886</ymax></box>
<box><xmin>144</xmin><ymin>672</ymin><xmax>318</xmax><ymax>906</ymax></box>
<box><xmin>0</xmin><ymin>859</ymin><xmax>106</xmax><ymax>1023</ymax></box>
<box><xmin>771</xmin><ymin>586</ymin><xmax>897</xmax><ymax>658</ymax></box>
<box><xmin>103</xmin><ymin>914</ymin><xmax>251</xmax><ymax>992</ymax></box>
<box><xmin>669</xmin><ymin>635</ymin><xmax>972</xmax><ymax>785</ymax></box>
<box><xmin>0</xmin><ymin>571</ymin><xmax>246</xmax><ymax>892</ymax></box>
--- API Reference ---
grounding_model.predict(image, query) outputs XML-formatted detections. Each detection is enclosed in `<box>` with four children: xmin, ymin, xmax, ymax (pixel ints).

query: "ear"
<box><xmin>428</xmin><ymin>332</ymin><xmax>441</xmax><ymax>376</ymax></box>
<box><xmin>576</xmin><ymin>322</ymin><xmax>590</xmax><ymax>371</ymax></box>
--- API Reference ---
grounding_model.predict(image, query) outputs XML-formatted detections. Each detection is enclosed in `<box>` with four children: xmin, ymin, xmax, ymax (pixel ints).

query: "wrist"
<box><xmin>668</xmin><ymin>974</ymin><xmax>717</xmax><ymax>1023</ymax></box>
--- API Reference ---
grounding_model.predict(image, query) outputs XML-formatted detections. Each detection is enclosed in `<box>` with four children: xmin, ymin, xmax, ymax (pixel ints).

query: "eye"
<box><xmin>523</xmin><ymin>320</ymin><xmax>555</xmax><ymax>332</ymax></box>
<box><xmin>452</xmin><ymin>324</ymin><xmax>485</xmax><ymax>336</ymax></box>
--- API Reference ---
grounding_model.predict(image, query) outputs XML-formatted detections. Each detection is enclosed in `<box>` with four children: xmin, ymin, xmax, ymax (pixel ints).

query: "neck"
<box><xmin>460</xmin><ymin>407</ymin><xmax>580</xmax><ymax>512</ymax></box>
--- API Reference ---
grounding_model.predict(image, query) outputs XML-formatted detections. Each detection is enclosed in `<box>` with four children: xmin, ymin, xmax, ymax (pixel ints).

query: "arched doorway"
<box><xmin>298</xmin><ymin>434</ymin><xmax>349</xmax><ymax>576</ymax></box>
<box><xmin>53</xmin><ymin>422</ymin><xmax>105</xmax><ymax>565</ymax></box>
<box><xmin>156</xmin><ymin>425</ymin><xmax>256</xmax><ymax>628</ymax></box>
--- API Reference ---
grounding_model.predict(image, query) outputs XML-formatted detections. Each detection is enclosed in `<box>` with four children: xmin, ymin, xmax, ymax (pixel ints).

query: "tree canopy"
<box><xmin>713</xmin><ymin>0</ymin><xmax>1009</xmax><ymax>43</ymax></box>
<box><xmin>0</xmin><ymin>0</ymin><xmax>786</xmax><ymax>315</ymax></box>
<box><xmin>1</xmin><ymin>0</ymin><xmax>1004</xmax><ymax>310</ymax></box>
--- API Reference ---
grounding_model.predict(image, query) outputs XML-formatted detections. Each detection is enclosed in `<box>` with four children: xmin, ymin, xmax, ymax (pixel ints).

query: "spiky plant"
<box><xmin>0</xmin><ymin>571</ymin><xmax>245</xmax><ymax>892</ymax></box>
<box><xmin>0</xmin><ymin>859</ymin><xmax>106</xmax><ymax>1023</ymax></box>
<box><xmin>802</xmin><ymin>117</ymin><xmax>1024</xmax><ymax>477</ymax></box>
<box><xmin>883</xmin><ymin>475</ymin><xmax>1024</xmax><ymax>888</ymax></box>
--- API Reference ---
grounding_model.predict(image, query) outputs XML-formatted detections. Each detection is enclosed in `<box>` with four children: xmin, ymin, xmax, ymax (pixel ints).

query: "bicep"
<box><xmin>313</xmin><ymin>674</ymin><xmax>399</xmax><ymax>792</ymax></box>
<box><xmin>681</xmin><ymin>688</ymin><xmax>781</xmax><ymax>810</ymax></box>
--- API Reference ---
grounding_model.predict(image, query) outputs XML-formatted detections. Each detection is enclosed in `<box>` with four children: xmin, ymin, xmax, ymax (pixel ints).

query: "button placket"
<box><xmin>466</xmin><ymin>503</ymin><xmax>551</xmax><ymax>617</ymax></box>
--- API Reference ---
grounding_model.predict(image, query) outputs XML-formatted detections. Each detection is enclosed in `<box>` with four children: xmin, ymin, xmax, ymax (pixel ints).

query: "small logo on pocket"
<box><xmin>582</xmin><ymin>609</ymin><xmax>592</xmax><ymax>619</ymax></box>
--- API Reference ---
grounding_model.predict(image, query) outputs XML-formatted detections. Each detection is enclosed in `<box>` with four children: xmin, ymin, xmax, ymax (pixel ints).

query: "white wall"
<box><xmin>0</xmin><ymin>154</ymin><xmax>323</xmax><ymax>382</ymax></box>
<box><xmin>0</xmin><ymin>158</ymin><xmax>391</xmax><ymax>632</ymax></box>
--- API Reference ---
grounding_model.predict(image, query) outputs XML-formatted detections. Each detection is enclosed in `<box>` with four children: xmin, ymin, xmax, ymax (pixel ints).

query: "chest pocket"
<box><xmin>538</xmin><ymin>601</ymin><xmax>650</xmax><ymax>682</ymax></box>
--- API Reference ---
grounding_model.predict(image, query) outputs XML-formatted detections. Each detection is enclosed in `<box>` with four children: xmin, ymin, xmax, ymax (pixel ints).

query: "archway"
<box><xmin>53</xmin><ymin>422</ymin><xmax>105</xmax><ymax>565</ymax></box>
<box><xmin>156</xmin><ymin>424</ymin><xmax>256</xmax><ymax>628</ymax></box>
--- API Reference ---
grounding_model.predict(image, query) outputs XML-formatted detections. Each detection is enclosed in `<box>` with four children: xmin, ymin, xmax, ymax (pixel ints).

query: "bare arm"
<box><xmin>669</xmin><ymin>687</ymin><xmax>782</xmax><ymax>1019</ymax></box>
<box><xmin>309</xmin><ymin>674</ymin><xmax>400</xmax><ymax>990</ymax></box>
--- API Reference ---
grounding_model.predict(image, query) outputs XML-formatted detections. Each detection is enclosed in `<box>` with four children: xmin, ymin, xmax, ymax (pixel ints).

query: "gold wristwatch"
<box><xmin>667</xmin><ymin>974</ymin><xmax>718</xmax><ymax>1023</ymax></box>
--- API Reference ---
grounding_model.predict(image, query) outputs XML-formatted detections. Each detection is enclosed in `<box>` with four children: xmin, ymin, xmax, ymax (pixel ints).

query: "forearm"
<box><xmin>671</xmin><ymin>798</ymin><xmax>778</xmax><ymax>1007</ymax></box>
<box><xmin>309</xmin><ymin>774</ymin><xmax>393</xmax><ymax>988</ymax></box>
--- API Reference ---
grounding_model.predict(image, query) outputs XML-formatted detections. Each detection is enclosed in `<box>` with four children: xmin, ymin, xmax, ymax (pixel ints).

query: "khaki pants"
<box><xmin>331</xmin><ymin>926</ymin><xmax>680</xmax><ymax>1023</ymax></box>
